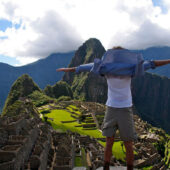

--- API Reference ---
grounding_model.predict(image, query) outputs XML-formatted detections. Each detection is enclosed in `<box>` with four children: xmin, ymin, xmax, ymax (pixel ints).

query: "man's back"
<box><xmin>106</xmin><ymin>76</ymin><xmax>132</xmax><ymax>108</ymax></box>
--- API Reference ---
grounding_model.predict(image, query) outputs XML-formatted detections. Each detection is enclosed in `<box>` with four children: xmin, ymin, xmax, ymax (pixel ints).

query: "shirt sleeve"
<box><xmin>143</xmin><ymin>60</ymin><xmax>156</xmax><ymax>71</ymax></box>
<box><xmin>75</xmin><ymin>63</ymin><xmax>94</xmax><ymax>73</ymax></box>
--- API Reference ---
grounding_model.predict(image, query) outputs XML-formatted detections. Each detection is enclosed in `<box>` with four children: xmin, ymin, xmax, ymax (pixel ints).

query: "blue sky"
<box><xmin>152</xmin><ymin>0</ymin><xmax>167</xmax><ymax>13</ymax></box>
<box><xmin>0</xmin><ymin>19</ymin><xmax>12</xmax><ymax>31</ymax></box>
<box><xmin>0</xmin><ymin>0</ymin><xmax>170</xmax><ymax>66</ymax></box>
<box><xmin>0</xmin><ymin>19</ymin><xmax>21</xmax><ymax>31</ymax></box>
<box><xmin>0</xmin><ymin>54</ymin><xmax>19</xmax><ymax>66</ymax></box>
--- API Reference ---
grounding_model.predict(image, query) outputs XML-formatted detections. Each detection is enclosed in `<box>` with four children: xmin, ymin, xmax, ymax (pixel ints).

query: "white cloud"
<box><xmin>0</xmin><ymin>0</ymin><xmax>170</xmax><ymax>65</ymax></box>
<box><xmin>109</xmin><ymin>20</ymin><xmax>170</xmax><ymax>49</ymax></box>
<box><xmin>108</xmin><ymin>0</ymin><xmax>170</xmax><ymax>49</ymax></box>
<box><xmin>0</xmin><ymin>0</ymin><xmax>83</xmax><ymax>65</ymax></box>
<box><xmin>15</xmin><ymin>11</ymin><xmax>83</xmax><ymax>58</ymax></box>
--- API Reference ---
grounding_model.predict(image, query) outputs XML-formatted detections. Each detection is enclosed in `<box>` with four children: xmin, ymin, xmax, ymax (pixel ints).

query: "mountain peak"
<box><xmin>2</xmin><ymin>74</ymin><xmax>41</xmax><ymax>115</ymax></box>
<box><xmin>84</xmin><ymin>38</ymin><xmax>103</xmax><ymax>48</ymax></box>
<box><xmin>63</xmin><ymin>38</ymin><xmax>105</xmax><ymax>84</ymax></box>
<box><xmin>10</xmin><ymin>74</ymin><xmax>40</xmax><ymax>95</ymax></box>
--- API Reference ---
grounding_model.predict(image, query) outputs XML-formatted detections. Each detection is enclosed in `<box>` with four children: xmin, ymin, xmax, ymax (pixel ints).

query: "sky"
<box><xmin>0</xmin><ymin>0</ymin><xmax>170</xmax><ymax>66</ymax></box>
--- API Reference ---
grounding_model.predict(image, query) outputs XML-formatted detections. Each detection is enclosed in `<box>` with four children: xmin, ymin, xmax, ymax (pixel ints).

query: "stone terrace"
<box><xmin>0</xmin><ymin>113</ymin><xmax>74</xmax><ymax>170</ymax></box>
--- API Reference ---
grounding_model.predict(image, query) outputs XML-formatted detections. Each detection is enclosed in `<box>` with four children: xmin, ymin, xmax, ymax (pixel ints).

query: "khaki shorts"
<box><xmin>102</xmin><ymin>106</ymin><xmax>137</xmax><ymax>141</ymax></box>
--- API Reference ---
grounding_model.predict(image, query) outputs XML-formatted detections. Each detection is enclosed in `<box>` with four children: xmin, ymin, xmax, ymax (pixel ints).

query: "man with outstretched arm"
<box><xmin>56</xmin><ymin>47</ymin><xmax>170</xmax><ymax>170</ymax></box>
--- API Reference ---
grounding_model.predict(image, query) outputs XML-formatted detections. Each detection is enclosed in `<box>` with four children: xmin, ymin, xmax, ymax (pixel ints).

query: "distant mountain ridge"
<box><xmin>0</xmin><ymin>52</ymin><xmax>74</xmax><ymax>111</ymax></box>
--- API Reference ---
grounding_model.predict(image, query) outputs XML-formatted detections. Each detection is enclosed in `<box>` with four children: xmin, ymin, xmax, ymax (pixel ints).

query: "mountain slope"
<box><xmin>132</xmin><ymin>72</ymin><xmax>170</xmax><ymax>133</ymax></box>
<box><xmin>0</xmin><ymin>52</ymin><xmax>74</xmax><ymax>111</ymax></box>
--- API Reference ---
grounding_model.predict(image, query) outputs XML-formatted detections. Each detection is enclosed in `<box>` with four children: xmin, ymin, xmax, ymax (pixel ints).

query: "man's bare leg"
<box><xmin>124</xmin><ymin>141</ymin><xmax>134</xmax><ymax>170</ymax></box>
<box><xmin>104</xmin><ymin>137</ymin><xmax>114</xmax><ymax>170</ymax></box>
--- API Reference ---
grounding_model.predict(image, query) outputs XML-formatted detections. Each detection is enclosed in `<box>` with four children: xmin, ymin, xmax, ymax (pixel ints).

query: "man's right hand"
<box><xmin>56</xmin><ymin>67</ymin><xmax>76</xmax><ymax>72</ymax></box>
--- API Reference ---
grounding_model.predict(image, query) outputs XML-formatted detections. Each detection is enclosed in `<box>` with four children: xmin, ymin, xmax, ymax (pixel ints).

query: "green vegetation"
<box><xmin>44</xmin><ymin>81</ymin><xmax>73</xmax><ymax>99</ymax></box>
<box><xmin>66</xmin><ymin>105</ymin><xmax>81</xmax><ymax>114</ymax></box>
<box><xmin>98</xmin><ymin>141</ymin><xmax>125</xmax><ymax>161</ymax></box>
<box><xmin>71</xmin><ymin>73</ymin><xmax>88</xmax><ymax>101</ymax></box>
<box><xmin>149</xmin><ymin>127</ymin><xmax>170</xmax><ymax>168</ymax></box>
<box><xmin>153</xmin><ymin>139</ymin><xmax>165</xmax><ymax>157</ymax></box>
<box><xmin>2</xmin><ymin>100</ymin><xmax>24</xmax><ymax>117</ymax></box>
<box><xmin>3</xmin><ymin>74</ymin><xmax>40</xmax><ymax>115</ymax></box>
<box><xmin>2</xmin><ymin>100</ymin><xmax>38</xmax><ymax>117</ymax></box>
<box><xmin>44</xmin><ymin>109</ymin><xmax>102</xmax><ymax>138</ymax></box>
<box><xmin>142</xmin><ymin>166</ymin><xmax>153</xmax><ymax>170</ymax></box>
<box><xmin>75</xmin><ymin>148</ymin><xmax>87</xmax><ymax>167</ymax></box>
<box><xmin>56</xmin><ymin>96</ymin><xmax>72</xmax><ymax>102</ymax></box>
<box><xmin>75</xmin><ymin>157</ymin><xmax>83</xmax><ymax>166</ymax></box>
<box><xmin>164</xmin><ymin>136</ymin><xmax>170</xmax><ymax>168</ymax></box>
<box><xmin>74</xmin><ymin>148</ymin><xmax>87</xmax><ymax>167</ymax></box>
<box><xmin>28</xmin><ymin>90</ymin><xmax>54</xmax><ymax>107</ymax></box>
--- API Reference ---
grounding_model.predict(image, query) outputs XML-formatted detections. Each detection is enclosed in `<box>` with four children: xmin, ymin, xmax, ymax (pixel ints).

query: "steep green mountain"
<box><xmin>132</xmin><ymin>72</ymin><xmax>170</xmax><ymax>133</ymax></box>
<box><xmin>63</xmin><ymin>39</ymin><xmax>170</xmax><ymax>134</ymax></box>
<box><xmin>2</xmin><ymin>74</ymin><xmax>41</xmax><ymax>115</ymax></box>
<box><xmin>63</xmin><ymin>38</ymin><xmax>108</xmax><ymax>103</ymax></box>
<box><xmin>0</xmin><ymin>52</ymin><xmax>74</xmax><ymax>111</ymax></box>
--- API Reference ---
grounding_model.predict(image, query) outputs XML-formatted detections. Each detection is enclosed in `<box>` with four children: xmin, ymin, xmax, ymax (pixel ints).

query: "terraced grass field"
<box><xmin>40</xmin><ymin>104</ymin><xmax>126</xmax><ymax>161</ymax></box>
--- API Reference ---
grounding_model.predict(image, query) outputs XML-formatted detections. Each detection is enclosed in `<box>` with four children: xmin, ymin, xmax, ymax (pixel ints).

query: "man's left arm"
<box><xmin>143</xmin><ymin>59</ymin><xmax>170</xmax><ymax>71</ymax></box>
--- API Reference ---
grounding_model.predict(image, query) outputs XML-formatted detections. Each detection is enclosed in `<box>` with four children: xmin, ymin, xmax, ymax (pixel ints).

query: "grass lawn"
<box><xmin>66</xmin><ymin>105</ymin><xmax>81</xmax><ymax>114</ymax></box>
<box><xmin>45</xmin><ymin>109</ymin><xmax>103</xmax><ymax>138</ymax></box>
<box><xmin>142</xmin><ymin>166</ymin><xmax>153</xmax><ymax>170</ymax></box>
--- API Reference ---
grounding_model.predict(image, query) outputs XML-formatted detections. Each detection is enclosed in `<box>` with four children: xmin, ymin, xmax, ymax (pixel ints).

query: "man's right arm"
<box><xmin>56</xmin><ymin>63</ymin><xmax>94</xmax><ymax>73</ymax></box>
